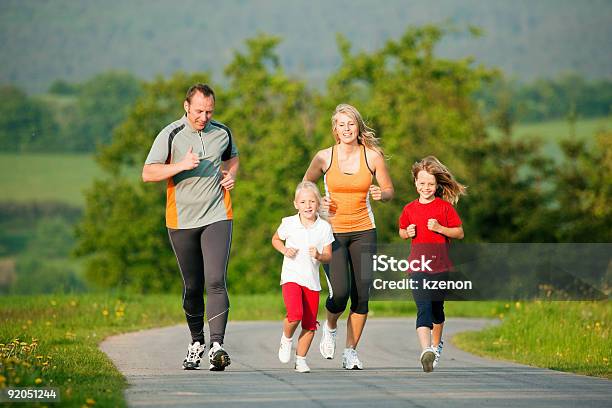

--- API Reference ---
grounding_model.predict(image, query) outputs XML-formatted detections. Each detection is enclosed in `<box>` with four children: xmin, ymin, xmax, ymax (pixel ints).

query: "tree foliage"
<box><xmin>75</xmin><ymin>26</ymin><xmax>611</xmax><ymax>294</ymax></box>
<box><xmin>477</xmin><ymin>74</ymin><xmax>612</xmax><ymax>123</ymax></box>
<box><xmin>553</xmin><ymin>131</ymin><xmax>612</xmax><ymax>242</ymax></box>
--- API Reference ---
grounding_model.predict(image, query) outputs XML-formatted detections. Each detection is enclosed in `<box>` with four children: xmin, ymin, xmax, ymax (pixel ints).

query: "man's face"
<box><xmin>184</xmin><ymin>92</ymin><xmax>215</xmax><ymax>131</ymax></box>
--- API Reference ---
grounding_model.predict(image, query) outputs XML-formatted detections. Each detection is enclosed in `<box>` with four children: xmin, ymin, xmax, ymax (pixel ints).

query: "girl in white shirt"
<box><xmin>272</xmin><ymin>181</ymin><xmax>334</xmax><ymax>372</ymax></box>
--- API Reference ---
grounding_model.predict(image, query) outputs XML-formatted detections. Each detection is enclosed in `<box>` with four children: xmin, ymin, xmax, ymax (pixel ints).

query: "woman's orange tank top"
<box><xmin>323</xmin><ymin>144</ymin><xmax>375</xmax><ymax>233</ymax></box>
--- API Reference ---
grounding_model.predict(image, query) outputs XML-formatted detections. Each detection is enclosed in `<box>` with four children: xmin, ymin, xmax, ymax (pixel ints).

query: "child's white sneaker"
<box><xmin>432</xmin><ymin>340</ymin><xmax>444</xmax><ymax>368</ymax></box>
<box><xmin>319</xmin><ymin>321</ymin><xmax>337</xmax><ymax>359</ymax></box>
<box><xmin>294</xmin><ymin>356</ymin><xmax>310</xmax><ymax>373</ymax></box>
<box><xmin>420</xmin><ymin>346</ymin><xmax>436</xmax><ymax>373</ymax></box>
<box><xmin>278</xmin><ymin>334</ymin><xmax>292</xmax><ymax>364</ymax></box>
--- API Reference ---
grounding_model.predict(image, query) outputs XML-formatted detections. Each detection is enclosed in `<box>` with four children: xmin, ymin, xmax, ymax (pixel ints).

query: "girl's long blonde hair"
<box><xmin>412</xmin><ymin>156</ymin><xmax>467</xmax><ymax>205</ymax></box>
<box><xmin>331</xmin><ymin>104</ymin><xmax>383</xmax><ymax>156</ymax></box>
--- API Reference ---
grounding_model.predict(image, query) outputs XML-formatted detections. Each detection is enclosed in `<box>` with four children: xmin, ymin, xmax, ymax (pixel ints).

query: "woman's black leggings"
<box><xmin>168</xmin><ymin>220</ymin><xmax>232</xmax><ymax>345</ymax></box>
<box><xmin>324</xmin><ymin>228</ymin><xmax>376</xmax><ymax>315</ymax></box>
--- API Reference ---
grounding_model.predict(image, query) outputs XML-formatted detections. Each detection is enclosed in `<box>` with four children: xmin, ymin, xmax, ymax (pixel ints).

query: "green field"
<box><xmin>0</xmin><ymin>153</ymin><xmax>140</xmax><ymax>207</ymax></box>
<box><xmin>488</xmin><ymin>115</ymin><xmax>612</xmax><ymax>161</ymax></box>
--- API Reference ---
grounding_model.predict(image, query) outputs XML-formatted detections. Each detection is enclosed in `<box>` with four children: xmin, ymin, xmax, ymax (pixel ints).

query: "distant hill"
<box><xmin>1</xmin><ymin>0</ymin><xmax>611</xmax><ymax>92</ymax></box>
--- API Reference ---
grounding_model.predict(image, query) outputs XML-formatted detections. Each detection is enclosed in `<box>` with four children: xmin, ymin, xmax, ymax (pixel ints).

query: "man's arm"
<box><xmin>220</xmin><ymin>156</ymin><xmax>239</xmax><ymax>190</ymax></box>
<box><xmin>142</xmin><ymin>147</ymin><xmax>200</xmax><ymax>182</ymax></box>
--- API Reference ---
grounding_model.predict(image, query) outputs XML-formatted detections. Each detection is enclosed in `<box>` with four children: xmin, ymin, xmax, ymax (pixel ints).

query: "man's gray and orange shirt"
<box><xmin>145</xmin><ymin>115</ymin><xmax>238</xmax><ymax>229</ymax></box>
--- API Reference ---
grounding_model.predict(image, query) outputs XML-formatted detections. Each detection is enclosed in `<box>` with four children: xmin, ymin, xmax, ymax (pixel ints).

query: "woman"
<box><xmin>303</xmin><ymin>103</ymin><xmax>394</xmax><ymax>369</ymax></box>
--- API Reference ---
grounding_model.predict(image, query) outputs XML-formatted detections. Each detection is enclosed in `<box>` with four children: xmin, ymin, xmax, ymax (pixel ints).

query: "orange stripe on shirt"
<box><xmin>223</xmin><ymin>188</ymin><xmax>233</xmax><ymax>219</ymax></box>
<box><xmin>166</xmin><ymin>178</ymin><xmax>178</xmax><ymax>228</ymax></box>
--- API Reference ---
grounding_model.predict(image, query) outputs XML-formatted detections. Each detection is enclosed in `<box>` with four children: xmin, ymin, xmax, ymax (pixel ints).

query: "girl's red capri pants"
<box><xmin>282</xmin><ymin>282</ymin><xmax>319</xmax><ymax>331</ymax></box>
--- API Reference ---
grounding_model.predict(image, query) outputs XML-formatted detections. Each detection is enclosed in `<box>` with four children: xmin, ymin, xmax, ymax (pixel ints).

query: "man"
<box><xmin>142</xmin><ymin>83</ymin><xmax>239</xmax><ymax>371</ymax></box>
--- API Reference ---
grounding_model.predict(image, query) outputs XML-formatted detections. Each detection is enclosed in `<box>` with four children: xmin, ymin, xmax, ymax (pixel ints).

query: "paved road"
<box><xmin>100</xmin><ymin>318</ymin><xmax>611</xmax><ymax>407</ymax></box>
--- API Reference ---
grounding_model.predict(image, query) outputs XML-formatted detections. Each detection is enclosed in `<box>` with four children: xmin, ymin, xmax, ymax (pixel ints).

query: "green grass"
<box><xmin>0</xmin><ymin>293</ymin><xmax>184</xmax><ymax>407</ymax></box>
<box><xmin>453</xmin><ymin>300</ymin><xmax>612</xmax><ymax>379</ymax></box>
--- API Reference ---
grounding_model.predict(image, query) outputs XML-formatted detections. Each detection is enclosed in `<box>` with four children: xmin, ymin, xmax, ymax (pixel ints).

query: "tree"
<box><xmin>221</xmin><ymin>34</ymin><xmax>318</xmax><ymax>292</ymax></box>
<box><xmin>67</xmin><ymin>72</ymin><xmax>143</xmax><ymax>151</ymax></box>
<box><xmin>321</xmin><ymin>26</ymin><xmax>497</xmax><ymax>244</ymax></box>
<box><xmin>0</xmin><ymin>86</ymin><xmax>59</xmax><ymax>152</ymax></box>
<box><xmin>76</xmin><ymin>36</ymin><xmax>318</xmax><ymax>293</ymax></box>
<box><xmin>553</xmin><ymin>131</ymin><xmax>612</xmax><ymax>242</ymax></box>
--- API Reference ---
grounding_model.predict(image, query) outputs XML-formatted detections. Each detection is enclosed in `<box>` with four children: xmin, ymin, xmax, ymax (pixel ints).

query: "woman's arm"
<box><xmin>303</xmin><ymin>149</ymin><xmax>330</xmax><ymax>182</ymax></box>
<box><xmin>367</xmin><ymin>150</ymin><xmax>394</xmax><ymax>201</ymax></box>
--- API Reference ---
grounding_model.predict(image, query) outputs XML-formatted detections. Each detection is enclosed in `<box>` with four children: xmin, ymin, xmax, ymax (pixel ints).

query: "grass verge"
<box><xmin>453</xmin><ymin>300</ymin><xmax>612</xmax><ymax>379</ymax></box>
<box><xmin>0</xmin><ymin>292</ymin><xmax>501</xmax><ymax>407</ymax></box>
<box><xmin>1</xmin><ymin>293</ymin><xmax>183</xmax><ymax>407</ymax></box>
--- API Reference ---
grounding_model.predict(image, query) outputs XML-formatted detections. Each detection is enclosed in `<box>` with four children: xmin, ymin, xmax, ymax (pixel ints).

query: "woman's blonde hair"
<box><xmin>412</xmin><ymin>156</ymin><xmax>467</xmax><ymax>205</ymax></box>
<box><xmin>294</xmin><ymin>181</ymin><xmax>323</xmax><ymax>212</ymax></box>
<box><xmin>331</xmin><ymin>104</ymin><xmax>383</xmax><ymax>156</ymax></box>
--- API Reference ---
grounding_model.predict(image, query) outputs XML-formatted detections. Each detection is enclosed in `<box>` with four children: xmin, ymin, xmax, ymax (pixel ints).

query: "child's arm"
<box><xmin>427</xmin><ymin>219</ymin><xmax>464</xmax><ymax>239</ymax></box>
<box><xmin>398</xmin><ymin>224</ymin><xmax>416</xmax><ymax>240</ymax></box>
<box><xmin>272</xmin><ymin>231</ymin><xmax>298</xmax><ymax>258</ymax></box>
<box><xmin>309</xmin><ymin>243</ymin><xmax>332</xmax><ymax>263</ymax></box>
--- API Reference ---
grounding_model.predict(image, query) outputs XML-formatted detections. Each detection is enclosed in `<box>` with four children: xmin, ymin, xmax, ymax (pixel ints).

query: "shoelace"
<box><xmin>345</xmin><ymin>348</ymin><xmax>359</xmax><ymax>365</ymax></box>
<box><xmin>324</xmin><ymin>328</ymin><xmax>336</xmax><ymax>352</ymax></box>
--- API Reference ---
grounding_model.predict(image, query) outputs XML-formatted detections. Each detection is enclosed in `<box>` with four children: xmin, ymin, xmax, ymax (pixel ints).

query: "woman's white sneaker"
<box><xmin>342</xmin><ymin>348</ymin><xmax>363</xmax><ymax>370</ymax></box>
<box><xmin>319</xmin><ymin>321</ymin><xmax>337</xmax><ymax>359</ymax></box>
<box><xmin>278</xmin><ymin>334</ymin><xmax>293</xmax><ymax>364</ymax></box>
<box><xmin>294</xmin><ymin>356</ymin><xmax>311</xmax><ymax>373</ymax></box>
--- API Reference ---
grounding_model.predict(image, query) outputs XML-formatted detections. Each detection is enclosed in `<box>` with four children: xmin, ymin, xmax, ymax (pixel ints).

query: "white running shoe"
<box><xmin>294</xmin><ymin>356</ymin><xmax>311</xmax><ymax>373</ymax></box>
<box><xmin>208</xmin><ymin>342</ymin><xmax>231</xmax><ymax>371</ymax></box>
<box><xmin>433</xmin><ymin>340</ymin><xmax>444</xmax><ymax>369</ymax></box>
<box><xmin>278</xmin><ymin>334</ymin><xmax>292</xmax><ymax>364</ymax></box>
<box><xmin>420</xmin><ymin>347</ymin><xmax>436</xmax><ymax>373</ymax></box>
<box><xmin>182</xmin><ymin>341</ymin><xmax>206</xmax><ymax>370</ymax></box>
<box><xmin>319</xmin><ymin>321</ymin><xmax>337</xmax><ymax>359</ymax></box>
<box><xmin>342</xmin><ymin>348</ymin><xmax>363</xmax><ymax>370</ymax></box>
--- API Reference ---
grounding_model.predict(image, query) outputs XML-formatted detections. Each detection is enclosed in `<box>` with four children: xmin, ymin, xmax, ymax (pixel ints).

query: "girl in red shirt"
<box><xmin>398</xmin><ymin>156</ymin><xmax>466</xmax><ymax>372</ymax></box>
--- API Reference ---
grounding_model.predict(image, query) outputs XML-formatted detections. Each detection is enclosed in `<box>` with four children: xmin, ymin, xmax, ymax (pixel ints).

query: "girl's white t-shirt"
<box><xmin>277</xmin><ymin>214</ymin><xmax>335</xmax><ymax>291</ymax></box>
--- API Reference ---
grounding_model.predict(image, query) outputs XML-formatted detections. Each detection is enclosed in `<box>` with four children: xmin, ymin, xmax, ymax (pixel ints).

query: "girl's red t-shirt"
<box><xmin>398</xmin><ymin>197</ymin><xmax>462</xmax><ymax>272</ymax></box>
